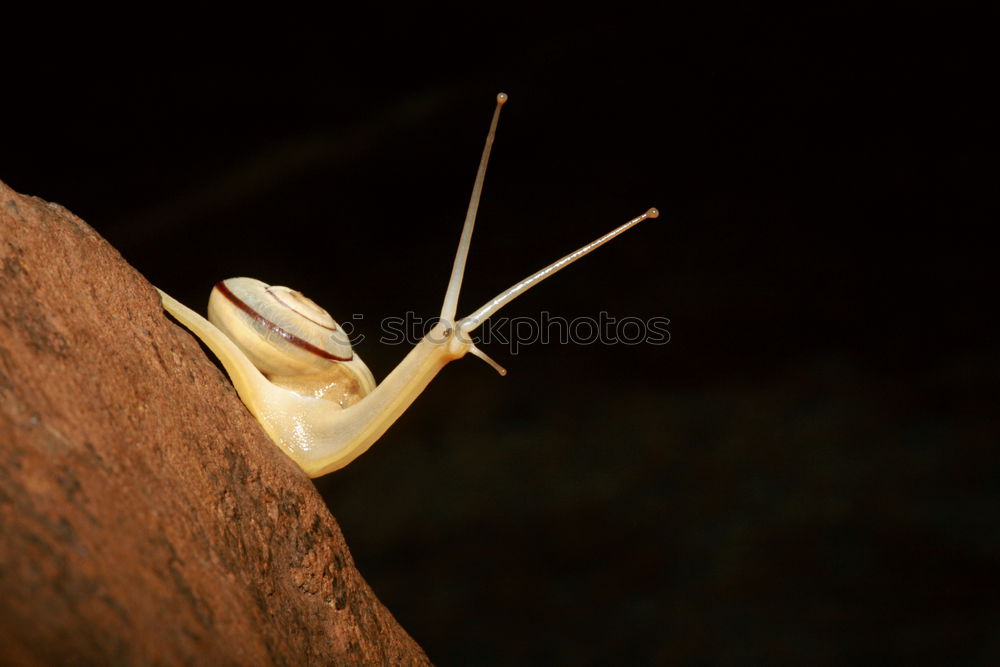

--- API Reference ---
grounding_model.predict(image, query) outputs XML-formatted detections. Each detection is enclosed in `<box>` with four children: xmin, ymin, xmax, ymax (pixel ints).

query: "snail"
<box><xmin>157</xmin><ymin>93</ymin><xmax>658</xmax><ymax>477</ymax></box>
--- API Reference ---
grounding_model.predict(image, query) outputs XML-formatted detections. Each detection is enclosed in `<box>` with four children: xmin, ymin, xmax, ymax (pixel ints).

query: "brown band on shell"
<box><xmin>214</xmin><ymin>281</ymin><xmax>353</xmax><ymax>362</ymax></box>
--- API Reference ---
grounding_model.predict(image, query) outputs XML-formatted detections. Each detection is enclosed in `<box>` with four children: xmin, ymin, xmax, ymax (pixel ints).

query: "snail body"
<box><xmin>158</xmin><ymin>94</ymin><xmax>658</xmax><ymax>477</ymax></box>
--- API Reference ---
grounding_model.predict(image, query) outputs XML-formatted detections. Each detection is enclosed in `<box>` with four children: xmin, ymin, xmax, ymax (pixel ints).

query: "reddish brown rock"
<box><xmin>0</xmin><ymin>180</ymin><xmax>430</xmax><ymax>665</ymax></box>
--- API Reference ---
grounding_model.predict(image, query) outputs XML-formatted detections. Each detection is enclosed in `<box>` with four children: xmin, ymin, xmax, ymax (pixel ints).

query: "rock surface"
<box><xmin>0</xmin><ymin>180</ymin><xmax>430</xmax><ymax>665</ymax></box>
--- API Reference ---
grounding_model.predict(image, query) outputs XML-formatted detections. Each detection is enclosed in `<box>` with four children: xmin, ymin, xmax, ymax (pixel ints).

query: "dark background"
<box><xmin>3</xmin><ymin>8</ymin><xmax>994</xmax><ymax>665</ymax></box>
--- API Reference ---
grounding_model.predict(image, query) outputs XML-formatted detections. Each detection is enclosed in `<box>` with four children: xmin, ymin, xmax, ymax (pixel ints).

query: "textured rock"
<box><xmin>0</xmin><ymin>180</ymin><xmax>429</xmax><ymax>665</ymax></box>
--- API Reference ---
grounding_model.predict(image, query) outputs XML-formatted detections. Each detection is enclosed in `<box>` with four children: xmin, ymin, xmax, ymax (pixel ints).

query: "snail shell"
<box><xmin>207</xmin><ymin>277</ymin><xmax>376</xmax><ymax>408</ymax></box>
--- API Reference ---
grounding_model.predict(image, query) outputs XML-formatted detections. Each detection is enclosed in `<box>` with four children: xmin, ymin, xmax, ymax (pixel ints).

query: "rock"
<box><xmin>0</xmin><ymin>181</ymin><xmax>429</xmax><ymax>665</ymax></box>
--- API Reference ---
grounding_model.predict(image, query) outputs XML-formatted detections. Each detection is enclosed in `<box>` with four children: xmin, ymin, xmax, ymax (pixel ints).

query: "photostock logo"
<box><xmin>363</xmin><ymin>311</ymin><xmax>670</xmax><ymax>354</ymax></box>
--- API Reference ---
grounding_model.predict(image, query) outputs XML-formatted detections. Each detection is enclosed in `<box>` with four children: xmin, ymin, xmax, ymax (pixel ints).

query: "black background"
<box><xmin>3</xmin><ymin>8</ymin><xmax>995</xmax><ymax>665</ymax></box>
